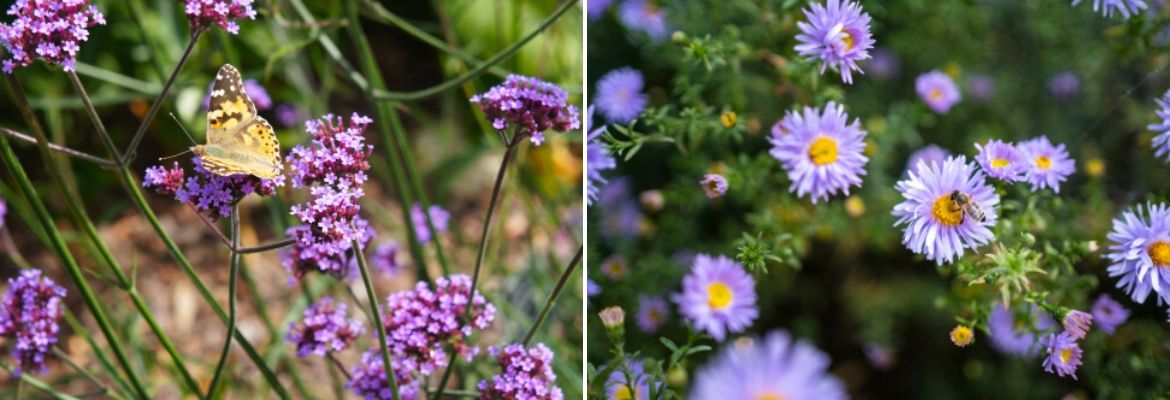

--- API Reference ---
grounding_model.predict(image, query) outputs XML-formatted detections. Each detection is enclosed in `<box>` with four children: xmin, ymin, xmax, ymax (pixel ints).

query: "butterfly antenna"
<box><xmin>157</xmin><ymin>149</ymin><xmax>192</xmax><ymax>161</ymax></box>
<box><xmin>169</xmin><ymin>112</ymin><xmax>199</xmax><ymax>146</ymax></box>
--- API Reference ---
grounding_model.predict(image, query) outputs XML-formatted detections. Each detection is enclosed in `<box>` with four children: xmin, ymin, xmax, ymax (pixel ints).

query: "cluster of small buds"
<box><xmin>477</xmin><ymin>343</ymin><xmax>564</xmax><ymax>400</ymax></box>
<box><xmin>181</xmin><ymin>0</ymin><xmax>256</xmax><ymax>35</ymax></box>
<box><xmin>281</xmin><ymin>218</ymin><xmax>374</xmax><ymax>285</ymax></box>
<box><xmin>0</xmin><ymin>0</ymin><xmax>106</xmax><ymax>73</ymax></box>
<box><xmin>0</xmin><ymin>269</ymin><xmax>66</xmax><ymax>376</ymax></box>
<box><xmin>470</xmin><ymin>74</ymin><xmax>581</xmax><ymax>145</ymax></box>
<box><xmin>142</xmin><ymin>157</ymin><xmax>284</xmax><ymax>220</ymax></box>
<box><xmin>286</xmin><ymin>297</ymin><xmax>364</xmax><ymax>358</ymax></box>
<box><xmin>381</xmin><ymin>274</ymin><xmax>496</xmax><ymax>377</ymax></box>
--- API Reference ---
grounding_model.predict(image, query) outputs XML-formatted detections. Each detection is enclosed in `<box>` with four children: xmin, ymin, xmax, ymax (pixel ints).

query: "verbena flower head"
<box><xmin>477</xmin><ymin>343</ymin><xmax>563</xmax><ymax>400</ymax></box>
<box><xmin>0</xmin><ymin>269</ymin><xmax>66</xmax><ymax>376</ymax></box>
<box><xmin>700</xmin><ymin>173</ymin><xmax>728</xmax><ymax>199</ymax></box>
<box><xmin>690</xmin><ymin>330</ymin><xmax>847</xmax><ymax>400</ymax></box>
<box><xmin>182</xmin><ymin>0</ymin><xmax>256</xmax><ymax>34</ymax></box>
<box><xmin>769</xmin><ymin>101</ymin><xmax>869</xmax><ymax>203</ymax></box>
<box><xmin>1090</xmin><ymin>294</ymin><xmax>1129</xmax><ymax>334</ymax></box>
<box><xmin>595</xmin><ymin>67</ymin><xmax>648</xmax><ymax>124</ymax></box>
<box><xmin>410</xmin><ymin>203</ymin><xmax>450</xmax><ymax>244</ymax></box>
<box><xmin>1048</xmin><ymin>72</ymin><xmax>1080</xmax><ymax>100</ymax></box>
<box><xmin>286</xmin><ymin>297</ymin><xmax>364</xmax><ymax>358</ymax></box>
<box><xmin>1020</xmin><ymin>136</ymin><xmax>1075</xmax><ymax>193</ymax></box>
<box><xmin>469</xmin><ymin>74</ymin><xmax>580</xmax><ymax>145</ymax></box>
<box><xmin>1041</xmin><ymin>332</ymin><xmax>1083</xmax><ymax>379</ymax></box>
<box><xmin>988</xmin><ymin>303</ymin><xmax>1056</xmax><ymax>357</ymax></box>
<box><xmin>673</xmin><ymin>254</ymin><xmax>758</xmax><ymax>342</ymax></box>
<box><xmin>916</xmin><ymin>70</ymin><xmax>961</xmax><ymax>114</ymax></box>
<box><xmin>0</xmin><ymin>0</ymin><xmax>105</xmax><ymax>73</ymax></box>
<box><xmin>381</xmin><ymin>274</ymin><xmax>495</xmax><ymax>377</ymax></box>
<box><xmin>618</xmin><ymin>0</ymin><xmax>668</xmax><ymax>40</ymax></box>
<box><xmin>349</xmin><ymin>349</ymin><xmax>420</xmax><ymax>400</ymax></box>
<box><xmin>587</xmin><ymin>106</ymin><xmax>617</xmax><ymax>206</ymax></box>
<box><xmin>905</xmin><ymin>144</ymin><xmax>950</xmax><ymax>173</ymax></box>
<box><xmin>1071</xmin><ymin>0</ymin><xmax>1147</xmax><ymax>19</ymax></box>
<box><xmin>606</xmin><ymin>360</ymin><xmax>657</xmax><ymax>400</ymax></box>
<box><xmin>892</xmin><ymin>156</ymin><xmax>999</xmax><ymax>265</ymax></box>
<box><xmin>966</xmin><ymin>74</ymin><xmax>996</xmax><ymax>102</ymax></box>
<box><xmin>281</xmin><ymin>113</ymin><xmax>375</xmax><ymax>285</ymax></box>
<box><xmin>371</xmin><ymin>240</ymin><xmax>404</xmax><ymax>277</ymax></box>
<box><xmin>1105</xmin><ymin>202</ymin><xmax>1170</xmax><ymax>304</ymax></box>
<box><xmin>144</xmin><ymin>156</ymin><xmax>283</xmax><ymax>220</ymax></box>
<box><xmin>635</xmin><ymin>295</ymin><xmax>669</xmax><ymax>333</ymax></box>
<box><xmin>975</xmin><ymin>139</ymin><xmax>1026</xmax><ymax>182</ymax></box>
<box><xmin>1062</xmin><ymin>310</ymin><xmax>1093</xmax><ymax>340</ymax></box>
<box><xmin>867</xmin><ymin>48</ymin><xmax>899</xmax><ymax>80</ymax></box>
<box><xmin>1148</xmin><ymin>89</ymin><xmax>1170</xmax><ymax>163</ymax></box>
<box><xmin>794</xmin><ymin>0</ymin><xmax>875</xmax><ymax>84</ymax></box>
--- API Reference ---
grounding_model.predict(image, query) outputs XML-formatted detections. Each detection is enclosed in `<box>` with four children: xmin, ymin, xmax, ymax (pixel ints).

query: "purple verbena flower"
<box><xmin>673</xmin><ymin>254</ymin><xmax>757</xmax><ymax>342</ymax></box>
<box><xmin>595</xmin><ymin>67</ymin><xmax>648</xmax><ymax>124</ymax></box>
<box><xmin>618</xmin><ymin>0</ymin><xmax>668</xmax><ymax>40</ymax></box>
<box><xmin>690</xmin><ymin>330</ymin><xmax>847</xmax><ymax>400</ymax></box>
<box><xmin>142</xmin><ymin>162</ymin><xmax>185</xmax><ymax>195</ymax></box>
<box><xmin>1048</xmin><ymin>72</ymin><xmax>1080</xmax><ymax>100</ymax></box>
<box><xmin>286</xmin><ymin>297</ymin><xmax>364</xmax><ymax>358</ymax></box>
<box><xmin>0</xmin><ymin>269</ymin><xmax>66</xmax><ymax>376</ymax></box>
<box><xmin>635</xmin><ymin>295</ymin><xmax>670</xmax><ymax>333</ymax></box>
<box><xmin>769</xmin><ymin>101</ymin><xmax>869</xmax><ymax>203</ymax></box>
<box><xmin>700</xmin><ymin>174</ymin><xmax>728</xmax><ymax>199</ymax></box>
<box><xmin>975</xmin><ymin>139</ymin><xmax>1027</xmax><ymax>182</ymax></box>
<box><xmin>587</xmin><ymin>106</ymin><xmax>617</xmax><ymax>206</ymax></box>
<box><xmin>371</xmin><ymin>240</ymin><xmax>404</xmax><ymax>277</ymax></box>
<box><xmin>477</xmin><ymin>343</ymin><xmax>563</xmax><ymax>400</ymax></box>
<box><xmin>275</xmin><ymin>103</ymin><xmax>301</xmax><ymax>128</ymax></box>
<box><xmin>1071</xmin><ymin>0</ymin><xmax>1147</xmax><ymax>19</ymax></box>
<box><xmin>1020</xmin><ymin>136</ymin><xmax>1075</xmax><ymax>193</ymax></box>
<box><xmin>916</xmin><ymin>70</ymin><xmax>961</xmax><ymax>114</ymax></box>
<box><xmin>892</xmin><ymin>156</ymin><xmax>999</xmax><ymax>264</ymax></box>
<box><xmin>470</xmin><ymin>75</ymin><xmax>580</xmax><ymax>146</ymax></box>
<box><xmin>1090</xmin><ymin>294</ymin><xmax>1129</xmax><ymax>334</ymax></box>
<box><xmin>243</xmin><ymin>79</ymin><xmax>271</xmax><ymax>110</ymax></box>
<box><xmin>182</xmin><ymin>0</ymin><xmax>256</xmax><ymax>35</ymax></box>
<box><xmin>410</xmin><ymin>203</ymin><xmax>450</xmax><ymax>244</ymax></box>
<box><xmin>381</xmin><ymin>274</ymin><xmax>495</xmax><ymax>377</ymax></box>
<box><xmin>794</xmin><ymin>0</ymin><xmax>875</xmax><ymax>84</ymax></box>
<box><xmin>988</xmin><ymin>303</ymin><xmax>1056</xmax><ymax>357</ymax></box>
<box><xmin>1104</xmin><ymin>202</ymin><xmax>1170</xmax><ymax>304</ymax></box>
<box><xmin>1041</xmin><ymin>332</ymin><xmax>1083</xmax><ymax>379</ymax></box>
<box><xmin>0</xmin><ymin>0</ymin><xmax>105</xmax><ymax>73</ymax></box>
<box><xmin>349</xmin><ymin>349</ymin><xmax>421</xmax><ymax>400</ymax></box>
<box><xmin>144</xmin><ymin>156</ymin><xmax>283</xmax><ymax>220</ymax></box>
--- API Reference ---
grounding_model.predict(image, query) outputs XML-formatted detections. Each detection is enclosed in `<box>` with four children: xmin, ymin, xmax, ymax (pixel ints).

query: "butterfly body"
<box><xmin>197</xmin><ymin>64</ymin><xmax>282</xmax><ymax>179</ymax></box>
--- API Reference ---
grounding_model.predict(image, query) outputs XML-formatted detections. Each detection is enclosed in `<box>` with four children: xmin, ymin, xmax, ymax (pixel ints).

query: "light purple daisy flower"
<box><xmin>587</xmin><ymin>106</ymin><xmax>617</xmax><ymax>205</ymax></box>
<box><xmin>905</xmin><ymin>144</ymin><xmax>950</xmax><ymax>173</ymax></box>
<box><xmin>975</xmin><ymin>139</ymin><xmax>1027</xmax><ymax>182</ymax></box>
<box><xmin>892</xmin><ymin>156</ymin><xmax>999</xmax><ymax>265</ymax></box>
<box><xmin>794</xmin><ymin>0</ymin><xmax>875</xmax><ymax>84</ymax></box>
<box><xmin>1062</xmin><ymin>310</ymin><xmax>1093</xmax><ymax>340</ymax></box>
<box><xmin>988</xmin><ymin>303</ymin><xmax>1056</xmax><ymax>357</ymax></box>
<box><xmin>966</xmin><ymin>74</ymin><xmax>996</xmax><ymax>102</ymax></box>
<box><xmin>916</xmin><ymin>70</ymin><xmax>961</xmax><ymax>114</ymax></box>
<box><xmin>672</xmin><ymin>254</ymin><xmax>757</xmax><ymax>342</ymax></box>
<box><xmin>1041</xmin><ymin>332</ymin><xmax>1083</xmax><ymax>379</ymax></box>
<box><xmin>1048</xmin><ymin>72</ymin><xmax>1080</xmax><ymax>100</ymax></box>
<box><xmin>1090</xmin><ymin>294</ymin><xmax>1129</xmax><ymax>334</ymax></box>
<box><xmin>690</xmin><ymin>330</ymin><xmax>847</xmax><ymax>400</ymax></box>
<box><xmin>700</xmin><ymin>174</ymin><xmax>728</xmax><ymax>199</ymax></box>
<box><xmin>600</xmin><ymin>255</ymin><xmax>629</xmax><ymax>280</ymax></box>
<box><xmin>1071</xmin><ymin>0</ymin><xmax>1147</xmax><ymax>19</ymax></box>
<box><xmin>606</xmin><ymin>360</ymin><xmax>658</xmax><ymax>400</ymax></box>
<box><xmin>866</xmin><ymin>48</ymin><xmax>899</xmax><ymax>80</ymax></box>
<box><xmin>768</xmin><ymin>101</ymin><xmax>869</xmax><ymax>203</ymax></box>
<box><xmin>1148</xmin><ymin>89</ymin><xmax>1170</xmax><ymax>163</ymax></box>
<box><xmin>1019</xmin><ymin>136</ymin><xmax>1075</xmax><ymax>193</ymax></box>
<box><xmin>1105</xmin><ymin>202</ymin><xmax>1170</xmax><ymax>304</ymax></box>
<box><xmin>635</xmin><ymin>295</ymin><xmax>670</xmax><ymax>333</ymax></box>
<box><xmin>595</xmin><ymin>67</ymin><xmax>648</xmax><ymax>124</ymax></box>
<box><xmin>618</xmin><ymin>0</ymin><xmax>668</xmax><ymax>40</ymax></box>
<box><xmin>599</xmin><ymin>177</ymin><xmax>643</xmax><ymax>240</ymax></box>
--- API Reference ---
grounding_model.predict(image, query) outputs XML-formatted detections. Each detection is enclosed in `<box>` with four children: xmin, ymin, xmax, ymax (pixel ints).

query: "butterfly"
<box><xmin>189</xmin><ymin>64</ymin><xmax>282</xmax><ymax>179</ymax></box>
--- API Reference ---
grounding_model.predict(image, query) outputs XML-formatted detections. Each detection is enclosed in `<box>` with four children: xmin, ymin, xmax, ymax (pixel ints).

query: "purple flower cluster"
<box><xmin>143</xmin><ymin>156</ymin><xmax>283</xmax><ymax>220</ymax></box>
<box><xmin>349</xmin><ymin>349</ymin><xmax>420</xmax><ymax>400</ymax></box>
<box><xmin>281</xmin><ymin>113</ymin><xmax>376</xmax><ymax>285</ymax></box>
<box><xmin>470</xmin><ymin>75</ymin><xmax>581</xmax><ymax>145</ymax></box>
<box><xmin>380</xmin><ymin>274</ymin><xmax>495</xmax><ymax>377</ymax></box>
<box><xmin>0</xmin><ymin>269</ymin><xmax>66</xmax><ymax>376</ymax></box>
<box><xmin>371</xmin><ymin>240</ymin><xmax>404</xmax><ymax>277</ymax></box>
<box><xmin>182</xmin><ymin>0</ymin><xmax>256</xmax><ymax>35</ymax></box>
<box><xmin>410</xmin><ymin>203</ymin><xmax>450</xmax><ymax>244</ymax></box>
<box><xmin>286</xmin><ymin>297</ymin><xmax>364</xmax><ymax>358</ymax></box>
<box><xmin>794</xmin><ymin>0</ymin><xmax>875</xmax><ymax>84</ymax></box>
<box><xmin>477</xmin><ymin>343</ymin><xmax>564</xmax><ymax>400</ymax></box>
<box><xmin>0</xmin><ymin>0</ymin><xmax>106</xmax><ymax>73</ymax></box>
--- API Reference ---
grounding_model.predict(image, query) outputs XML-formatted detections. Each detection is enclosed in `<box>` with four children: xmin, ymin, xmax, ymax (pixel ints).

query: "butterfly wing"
<box><xmin>201</xmin><ymin>64</ymin><xmax>282</xmax><ymax>179</ymax></box>
<box><xmin>206</xmin><ymin>64</ymin><xmax>257</xmax><ymax>139</ymax></box>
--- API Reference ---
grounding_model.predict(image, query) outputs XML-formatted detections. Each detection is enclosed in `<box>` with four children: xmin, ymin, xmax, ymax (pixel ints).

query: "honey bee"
<box><xmin>949</xmin><ymin>190</ymin><xmax>986</xmax><ymax>223</ymax></box>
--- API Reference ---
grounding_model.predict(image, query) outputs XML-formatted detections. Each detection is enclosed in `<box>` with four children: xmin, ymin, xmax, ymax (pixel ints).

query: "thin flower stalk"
<box><xmin>524</xmin><ymin>246</ymin><xmax>583</xmax><ymax>346</ymax></box>
<box><xmin>206</xmin><ymin>205</ymin><xmax>242</xmax><ymax>396</ymax></box>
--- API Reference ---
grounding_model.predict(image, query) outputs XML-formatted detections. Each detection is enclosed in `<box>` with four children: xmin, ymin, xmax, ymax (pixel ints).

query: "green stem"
<box><xmin>359</xmin><ymin>0</ymin><xmax>510</xmax><ymax>79</ymax></box>
<box><xmin>1</xmin><ymin>361</ymin><xmax>81</xmax><ymax>400</ymax></box>
<box><xmin>62</xmin><ymin>310</ymin><xmax>132</xmax><ymax>398</ymax></box>
<box><xmin>122</xmin><ymin>29</ymin><xmax>203</xmax><ymax>165</ymax></box>
<box><xmin>65</xmin><ymin>71</ymin><xmax>122</xmax><ymax>162</ymax></box>
<box><xmin>353</xmin><ymin>237</ymin><xmax>402</xmax><ymax>400</ymax></box>
<box><xmin>207</xmin><ymin>205</ymin><xmax>242</xmax><ymax>397</ymax></box>
<box><xmin>0</xmin><ymin>126</ymin><xmax>115</xmax><ymax>166</ymax></box>
<box><xmin>54</xmin><ymin>347</ymin><xmax>122</xmax><ymax>400</ymax></box>
<box><xmin>385</xmin><ymin>109</ymin><xmax>453</xmax><ymax>277</ymax></box>
<box><xmin>523</xmin><ymin>246</ymin><xmax>582</xmax><ymax>346</ymax></box>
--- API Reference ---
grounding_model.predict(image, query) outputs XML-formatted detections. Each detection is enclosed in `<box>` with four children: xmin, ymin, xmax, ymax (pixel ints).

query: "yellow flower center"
<box><xmin>614</xmin><ymin>385</ymin><xmax>635</xmax><ymax>400</ymax></box>
<box><xmin>930</xmin><ymin>89</ymin><xmax>943</xmax><ymax>100</ymax></box>
<box><xmin>707</xmin><ymin>282</ymin><xmax>733</xmax><ymax>309</ymax></box>
<box><xmin>840</xmin><ymin>31</ymin><xmax>854</xmax><ymax>51</ymax></box>
<box><xmin>1035</xmin><ymin>156</ymin><xmax>1052</xmax><ymax>170</ymax></box>
<box><xmin>1149</xmin><ymin>241</ymin><xmax>1170</xmax><ymax>267</ymax></box>
<box><xmin>931</xmin><ymin>194</ymin><xmax>965</xmax><ymax>226</ymax></box>
<box><xmin>1059</xmin><ymin>348</ymin><xmax>1072</xmax><ymax>364</ymax></box>
<box><xmin>756</xmin><ymin>394</ymin><xmax>785</xmax><ymax>400</ymax></box>
<box><xmin>991</xmin><ymin>159</ymin><xmax>1010</xmax><ymax>169</ymax></box>
<box><xmin>808</xmin><ymin>137</ymin><xmax>839</xmax><ymax>166</ymax></box>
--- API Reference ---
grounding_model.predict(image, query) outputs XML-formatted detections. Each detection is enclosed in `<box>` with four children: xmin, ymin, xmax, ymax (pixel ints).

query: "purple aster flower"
<box><xmin>182</xmin><ymin>0</ymin><xmax>256</xmax><ymax>35</ymax></box>
<box><xmin>691</xmin><ymin>330</ymin><xmax>847</xmax><ymax>400</ymax></box>
<box><xmin>275</xmin><ymin>103</ymin><xmax>301</xmax><ymax>128</ymax></box>
<box><xmin>769</xmin><ymin>101</ymin><xmax>869</xmax><ymax>203</ymax></box>
<box><xmin>1105</xmin><ymin>202</ymin><xmax>1170</xmax><ymax>304</ymax></box>
<box><xmin>0</xmin><ymin>269</ymin><xmax>66</xmax><ymax>376</ymax></box>
<box><xmin>349</xmin><ymin>349</ymin><xmax>421</xmax><ymax>400</ymax></box>
<box><xmin>588</xmin><ymin>0</ymin><xmax>613</xmax><ymax>19</ymax></box>
<box><xmin>599</xmin><ymin>177</ymin><xmax>643</xmax><ymax>240</ymax></box>
<box><xmin>635</xmin><ymin>295</ymin><xmax>670</xmax><ymax>333</ymax></box>
<box><xmin>477</xmin><ymin>343</ymin><xmax>563</xmax><ymax>400</ymax></box>
<box><xmin>988</xmin><ymin>303</ymin><xmax>1056</xmax><ymax>357</ymax></box>
<box><xmin>381</xmin><ymin>274</ymin><xmax>495</xmax><ymax>377</ymax></box>
<box><xmin>966</xmin><ymin>74</ymin><xmax>996</xmax><ymax>102</ymax></box>
<box><xmin>606</xmin><ymin>360</ymin><xmax>659</xmax><ymax>400</ymax></box>
<box><xmin>281</xmin><ymin>113</ymin><xmax>375</xmax><ymax>285</ymax></box>
<box><xmin>470</xmin><ymin>74</ymin><xmax>581</xmax><ymax>145</ymax></box>
<box><xmin>618</xmin><ymin>0</ymin><xmax>668</xmax><ymax>40</ymax></box>
<box><xmin>1071</xmin><ymin>0</ymin><xmax>1147</xmax><ymax>18</ymax></box>
<box><xmin>700</xmin><ymin>174</ymin><xmax>728</xmax><ymax>199</ymax></box>
<box><xmin>410</xmin><ymin>203</ymin><xmax>450</xmax><ymax>244</ymax></box>
<box><xmin>144</xmin><ymin>156</ymin><xmax>283</xmax><ymax>220</ymax></box>
<box><xmin>1090</xmin><ymin>294</ymin><xmax>1129</xmax><ymax>334</ymax></box>
<box><xmin>864</xmin><ymin>342</ymin><xmax>895</xmax><ymax>370</ymax></box>
<box><xmin>286</xmin><ymin>297</ymin><xmax>364</xmax><ymax>358</ymax></box>
<box><xmin>595</xmin><ymin>67</ymin><xmax>648</xmax><ymax>124</ymax></box>
<box><xmin>1019</xmin><ymin>136</ymin><xmax>1075</xmax><ymax>193</ymax></box>
<box><xmin>1041</xmin><ymin>332</ymin><xmax>1083</xmax><ymax>379</ymax></box>
<box><xmin>794</xmin><ymin>0</ymin><xmax>875</xmax><ymax>84</ymax></box>
<box><xmin>916</xmin><ymin>70</ymin><xmax>961</xmax><ymax>114</ymax></box>
<box><xmin>371</xmin><ymin>240</ymin><xmax>404</xmax><ymax>277</ymax></box>
<box><xmin>1148</xmin><ymin>89</ymin><xmax>1170</xmax><ymax>163</ymax></box>
<box><xmin>1062</xmin><ymin>310</ymin><xmax>1093</xmax><ymax>340</ymax></box>
<box><xmin>600</xmin><ymin>255</ymin><xmax>629</xmax><ymax>280</ymax></box>
<box><xmin>673</xmin><ymin>254</ymin><xmax>758</xmax><ymax>342</ymax></box>
<box><xmin>142</xmin><ymin>162</ymin><xmax>185</xmax><ymax>195</ymax></box>
<box><xmin>587</xmin><ymin>106</ymin><xmax>617</xmax><ymax>206</ymax></box>
<box><xmin>975</xmin><ymin>139</ymin><xmax>1027</xmax><ymax>182</ymax></box>
<box><xmin>0</xmin><ymin>0</ymin><xmax>105</xmax><ymax>73</ymax></box>
<box><xmin>892</xmin><ymin>156</ymin><xmax>999</xmax><ymax>264</ymax></box>
<box><xmin>905</xmin><ymin>144</ymin><xmax>950</xmax><ymax>173</ymax></box>
<box><xmin>1048</xmin><ymin>72</ymin><xmax>1080</xmax><ymax>100</ymax></box>
<box><xmin>866</xmin><ymin>48</ymin><xmax>899</xmax><ymax>80</ymax></box>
